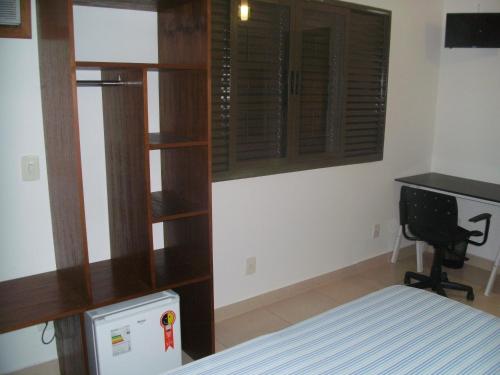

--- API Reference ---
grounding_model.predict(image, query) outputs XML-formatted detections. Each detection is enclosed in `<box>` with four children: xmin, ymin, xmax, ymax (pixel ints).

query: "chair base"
<box><xmin>404</xmin><ymin>271</ymin><xmax>475</xmax><ymax>301</ymax></box>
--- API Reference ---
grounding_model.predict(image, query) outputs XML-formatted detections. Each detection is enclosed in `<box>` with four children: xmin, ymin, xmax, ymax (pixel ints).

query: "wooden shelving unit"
<box><xmin>0</xmin><ymin>0</ymin><xmax>214</xmax><ymax>374</ymax></box>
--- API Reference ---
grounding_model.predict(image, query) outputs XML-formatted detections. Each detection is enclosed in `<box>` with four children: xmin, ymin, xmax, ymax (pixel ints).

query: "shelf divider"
<box><xmin>149</xmin><ymin>133</ymin><xmax>208</xmax><ymax>150</ymax></box>
<box><xmin>151</xmin><ymin>191</ymin><xmax>208</xmax><ymax>222</ymax></box>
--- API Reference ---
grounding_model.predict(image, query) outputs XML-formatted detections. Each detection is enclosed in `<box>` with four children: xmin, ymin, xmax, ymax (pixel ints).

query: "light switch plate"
<box><xmin>21</xmin><ymin>155</ymin><xmax>40</xmax><ymax>181</ymax></box>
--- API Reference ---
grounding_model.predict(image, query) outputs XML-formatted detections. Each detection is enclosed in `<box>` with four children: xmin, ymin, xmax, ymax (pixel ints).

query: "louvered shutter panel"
<box><xmin>342</xmin><ymin>10</ymin><xmax>390</xmax><ymax>160</ymax></box>
<box><xmin>230</xmin><ymin>0</ymin><xmax>290</xmax><ymax>162</ymax></box>
<box><xmin>0</xmin><ymin>0</ymin><xmax>20</xmax><ymax>26</ymax></box>
<box><xmin>211</xmin><ymin>0</ymin><xmax>231</xmax><ymax>174</ymax></box>
<box><xmin>297</xmin><ymin>6</ymin><xmax>346</xmax><ymax>156</ymax></box>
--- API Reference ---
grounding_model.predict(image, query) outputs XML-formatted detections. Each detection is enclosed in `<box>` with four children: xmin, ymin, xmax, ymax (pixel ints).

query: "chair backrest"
<box><xmin>399</xmin><ymin>186</ymin><xmax>458</xmax><ymax>231</ymax></box>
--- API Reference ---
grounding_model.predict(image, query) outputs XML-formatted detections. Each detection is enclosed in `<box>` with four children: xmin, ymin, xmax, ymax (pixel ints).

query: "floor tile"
<box><xmin>316</xmin><ymin>275</ymin><xmax>382</xmax><ymax>304</ymax></box>
<box><xmin>360</xmin><ymin>258</ymin><xmax>416</xmax><ymax>286</ymax></box>
<box><xmin>215</xmin><ymin>308</ymin><xmax>289</xmax><ymax>348</ymax></box>
<box><xmin>265</xmin><ymin>290</ymin><xmax>339</xmax><ymax>324</ymax></box>
<box><xmin>459</xmin><ymin>288</ymin><xmax>500</xmax><ymax>317</ymax></box>
<box><xmin>215</xmin><ymin>340</ymin><xmax>226</xmax><ymax>353</ymax></box>
<box><xmin>7</xmin><ymin>360</ymin><xmax>60</xmax><ymax>375</ymax></box>
<box><xmin>182</xmin><ymin>351</ymin><xmax>194</xmax><ymax>365</ymax></box>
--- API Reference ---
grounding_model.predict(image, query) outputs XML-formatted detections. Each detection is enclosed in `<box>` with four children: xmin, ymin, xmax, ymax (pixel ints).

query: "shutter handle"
<box><xmin>290</xmin><ymin>71</ymin><xmax>295</xmax><ymax>95</ymax></box>
<box><xmin>295</xmin><ymin>71</ymin><xmax>301</xmax><ymax>95</ymax></box>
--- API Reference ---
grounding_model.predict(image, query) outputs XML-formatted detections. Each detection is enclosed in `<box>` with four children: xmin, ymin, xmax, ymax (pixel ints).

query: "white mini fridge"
<box><xmin>85</xmin><ymin>290</ymin><xmax>182</xmax><ymax>375</ymax></box>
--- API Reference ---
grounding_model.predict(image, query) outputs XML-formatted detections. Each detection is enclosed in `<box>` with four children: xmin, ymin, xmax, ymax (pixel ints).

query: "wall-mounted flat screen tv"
<box><xmin>445</xmin><ymin>13</ymin><xmax>500</xmax><ymax>48</ymax></box>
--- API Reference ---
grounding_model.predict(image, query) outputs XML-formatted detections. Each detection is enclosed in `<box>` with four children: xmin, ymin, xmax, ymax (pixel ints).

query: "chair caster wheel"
<box><xmin>466</xmin><ymin>291</ymin><xmax>474</xmax><ymax>301</ymax></box>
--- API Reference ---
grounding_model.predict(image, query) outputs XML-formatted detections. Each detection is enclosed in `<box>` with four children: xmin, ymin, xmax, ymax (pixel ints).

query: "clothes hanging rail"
<box><xmin>76</xmin><ymin>80</ymin><xmax>143</xmax><ymax>87</ymax></box>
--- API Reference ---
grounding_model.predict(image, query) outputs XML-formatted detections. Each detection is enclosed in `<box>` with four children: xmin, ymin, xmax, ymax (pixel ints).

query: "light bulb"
<box><xmin>239</xmin><ymin>2</ymin><xmax>250</xmax><ymax>21</ymax></box>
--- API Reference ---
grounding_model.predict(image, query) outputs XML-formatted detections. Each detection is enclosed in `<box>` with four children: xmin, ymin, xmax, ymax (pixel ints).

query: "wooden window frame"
<box><xmin>0</xmin><ymin>0</ymin><xmax>31</xmax><ymax>39</ymax></box>
<box><xmin>212</xmin><ymin>0</ymin><xmax>391</xmax><ymax>182</ymax></box>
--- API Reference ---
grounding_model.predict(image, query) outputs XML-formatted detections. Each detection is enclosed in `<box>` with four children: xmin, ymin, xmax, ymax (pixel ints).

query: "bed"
<box><xmin>166</xmin><ymin>285</ymin><xmax>500</xmax><ymax>375</ymax></box>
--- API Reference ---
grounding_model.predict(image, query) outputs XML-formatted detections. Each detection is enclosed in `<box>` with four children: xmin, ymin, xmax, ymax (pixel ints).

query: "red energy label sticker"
<box><xmin>160</xmin><ymin>310</ymin><xmax>176</xmax><ymax>351</ymax></box>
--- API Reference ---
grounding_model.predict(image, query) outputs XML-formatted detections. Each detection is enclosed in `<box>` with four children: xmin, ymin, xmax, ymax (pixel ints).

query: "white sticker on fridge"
<box><xmin>111</xmin><ymin>326</ymin><xmax>131</xmax><ymax>356</ymax></box>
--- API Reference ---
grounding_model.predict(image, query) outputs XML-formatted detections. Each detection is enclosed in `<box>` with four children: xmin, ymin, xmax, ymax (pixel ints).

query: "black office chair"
<box><xmin>400</xmin><ymin>186</ymin><xmax>491</xmax><ymax>300</ymax></box>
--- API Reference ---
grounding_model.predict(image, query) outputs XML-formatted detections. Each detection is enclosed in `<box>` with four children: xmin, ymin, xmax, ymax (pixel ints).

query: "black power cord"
<box><xmin>41</xmin><ymin>322</ymin><xmax>55</xmax><ymax>345</ymax></box>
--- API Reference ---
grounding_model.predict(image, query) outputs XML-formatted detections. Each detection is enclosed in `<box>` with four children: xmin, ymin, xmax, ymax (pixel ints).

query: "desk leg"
<box><xmin>391</xmin><ymin>226</ymin><xmax>425</xmax><ymax>273</ymax></box>
<box><xmin>391</xmin><ymin>226</ymin><xmax>403</xmax><ymax>264</ymax></box>
<box><xmin>416</xmin><ymin>241</ymin><xmax>425</xmax><ymax>273</ymax></box>
<box><xmin>485</xmin><ymin>245</ymin><xmax>500</xmax><ymax>296</ymax></box>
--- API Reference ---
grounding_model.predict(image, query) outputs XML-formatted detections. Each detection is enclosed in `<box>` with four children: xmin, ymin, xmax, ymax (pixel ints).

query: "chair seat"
<box><xmin>409</xmin><ymin>224</ymin><xmax>470</xmax><ymax>246</ymax></box>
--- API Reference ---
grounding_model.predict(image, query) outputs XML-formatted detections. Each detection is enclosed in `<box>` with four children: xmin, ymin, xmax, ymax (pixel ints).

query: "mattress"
<box><xmin>166</xmin><ymin>285</ymin><xmax>500</xmax><ymax>375</ymax></box>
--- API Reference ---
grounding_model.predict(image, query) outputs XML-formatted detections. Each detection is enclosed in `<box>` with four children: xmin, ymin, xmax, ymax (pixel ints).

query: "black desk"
<box><xmin>394</xmin><ymin>172</ymin><xmax>500</xmax><ymax>296</ymax></box>
<box><xmin>396</xmin><ymin>173</ymin><xmax>500</xmax><ymax>205</ymax></box>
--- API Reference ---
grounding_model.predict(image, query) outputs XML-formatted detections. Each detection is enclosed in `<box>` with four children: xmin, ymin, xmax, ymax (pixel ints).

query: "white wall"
<box><xmin>0</xmin><ymin>2</ymin><xmax>58</xmax><ymax>373</ymax></box>
<box><xmin>432</xmin><ymin>0</ymin><xmax>500</xmax><ymax>260</ymax></box>
<box><xmin>1</xmin><ymin>0</ymin><xmax>446</xmax><ymax>372</ymax></box>
<box><xmin>213</xmin><ymin>0</ymin><xmax>445</xmax><ymax>307</ymax></box>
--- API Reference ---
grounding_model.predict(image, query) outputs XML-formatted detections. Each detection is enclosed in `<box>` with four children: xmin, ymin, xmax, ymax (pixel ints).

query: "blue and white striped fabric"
<box><xmin>165</xmin><ymin>286</ymin><xmax>500</xmax><ymax>375</ymax></box>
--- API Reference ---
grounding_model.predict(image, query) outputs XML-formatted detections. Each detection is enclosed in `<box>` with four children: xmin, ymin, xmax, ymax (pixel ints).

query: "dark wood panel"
<box><xmin>151</xmin><ymin>191</ymin><xmax>208</xmax><ymax>222</ymax></box>
<box><xmin>155</xmin><ymin>238</ymin><xmax>211</xmax><ymax>289</ymax></box>
<box><xmin>36</xmin><ymin>0</ymin><xmax>91</xmax><ymax>299</ymax></box>
<box><xmin>158</xmin><ymin>0</ymin><xmax>208</xmax><ymax>65</ymax></box>
<box><xmin>0</xmin><ymin>270</ymin><xmax>88</xmax><ymax>333</ymax></box>
<box><xmin>55</xmin><ymin>315</ymin><xmax>88</xmax><ymax>375</ymax></box>
<box><xmin>89</xmin><ymin>255</ymin><xmax>152</xmax><ymax>306</ymax></box>
<box><xmin>158</xmin><ymin>70</ymin><xmax>208</xmax><ymax>140</ymax></box>
<box><xmin>142</xmin><ymin>68</ymin><xmax>156</xmax><ymax>288</ymax></box>
<box><xmin>396</xmin><ymin>173</ymin><xmax>500</xmax><ymax>204</ymax></box>
<box><xmin>101</xmin><ymin>69</ymin><xmax>152</xmax><ymax>262</ymax></box>
<box><xmin>174</xmin><ymin>280</ymin><xmax>214</xmax><ymax>359</ymax></box>
<box><xmin>149</xmin><ymin>133</ymin><xmax>208</xmax><ymax>149</ymax></box>
<box><xmin>159</xmin><ymin>147</ymin><xmax>209</xmax><ymax>218</ymax></box>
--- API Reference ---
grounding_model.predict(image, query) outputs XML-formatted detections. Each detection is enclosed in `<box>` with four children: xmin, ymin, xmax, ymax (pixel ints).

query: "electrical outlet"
<box><xmin>372</xmin><ymin>224</ymin><xmax>381</xmax><ymax>239</ymax></box>
<box><xmin>246</xmin><ymin>256</ymin><xmax>256</xmax><ymax>275</ymax></box>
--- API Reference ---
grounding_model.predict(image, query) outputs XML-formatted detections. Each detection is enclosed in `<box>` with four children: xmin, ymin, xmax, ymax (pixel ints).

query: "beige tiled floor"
<box><xmin>214</xmin><ymin>255</ymin><xmax>500</xmax><ymax>352</ymax></box>
<box><xmin>9</xmin><ymin>254</ymin><xmax>499</xmax><ymax>374</ymax></box>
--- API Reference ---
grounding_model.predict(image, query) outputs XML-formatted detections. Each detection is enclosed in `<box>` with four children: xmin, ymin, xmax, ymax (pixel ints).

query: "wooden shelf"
<box><xmin>154</xmin><ymin>247</ymin><xmax>211</xmax><ymax>289</ymax></box>
<box><xmin>0</xmin><ymin>271</ymin><xmax>88</xmax><ymax>334</ymax></box>
<box><xmin>151</xmin><ymin>191</ymin><xmax>208</xmax><ymax>222</ymax></box>
<box><xmin>89</xmin><ymin>256</ymin><xmax>152</xmax><ymax>306</ymax></box>
<box><xmin>76</xmin><ymin>61</ymin><xmax>206</xmax><ymax>71</ymax></box>
<box><xmin>149</xmin><ymin>133</ymin><xmax>208</xmax><ymax>149</ymax></box>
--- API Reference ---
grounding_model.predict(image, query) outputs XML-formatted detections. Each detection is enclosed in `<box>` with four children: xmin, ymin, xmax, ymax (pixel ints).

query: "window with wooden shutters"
<box><xmin>211</xmin><ymin>0</ymin><xmax>391</xmax><ymax>181</ymax></box>
<box><xmin>230</xmin><ymin>0</ymin><xmax>290</xmax><ymax>163</ymax></box>
<box><xmin>212</xmin><ymin>0</ymin><xmax>232</xmax><ymax>174</ymax></box>
<box><xmin>342</xmin><ymin>9</ymin><xmax>390</xmax><ymax>161</ymax></box>
<box><xmin>293</xmin><ymin>2</ymin><xmax>347</xmax><ymax>159</ymax></box>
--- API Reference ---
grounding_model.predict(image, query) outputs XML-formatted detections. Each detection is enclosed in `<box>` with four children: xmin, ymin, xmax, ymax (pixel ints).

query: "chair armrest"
<box><xmin>469</xmin><ymin>213</ymin><xmax>492</xmax><ymax>223</ymax></box>
<box><xmin>467</xmin><ymin>213</ymin><xmax>491</xmax><ymax>246</ymax></box>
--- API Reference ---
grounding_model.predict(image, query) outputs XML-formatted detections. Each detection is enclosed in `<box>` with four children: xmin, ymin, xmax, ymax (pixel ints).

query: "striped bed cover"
<box><xmin>165</xmin><ymin>285</ymin><xmax>500</xmax><ymax>375</ymax></box>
